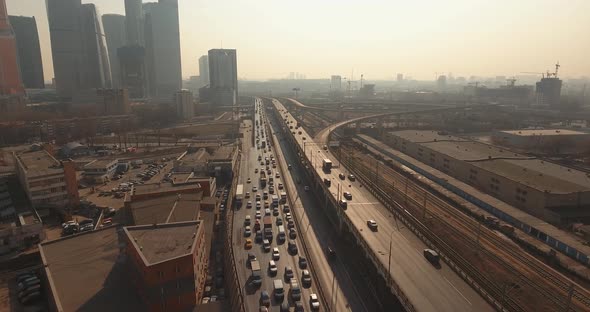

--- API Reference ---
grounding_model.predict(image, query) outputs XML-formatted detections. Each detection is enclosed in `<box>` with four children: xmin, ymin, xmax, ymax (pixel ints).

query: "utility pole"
<box><xmin>422</xmin><ymin>191</ymin><xmax>428</xmax><ymax>219</ymax></box>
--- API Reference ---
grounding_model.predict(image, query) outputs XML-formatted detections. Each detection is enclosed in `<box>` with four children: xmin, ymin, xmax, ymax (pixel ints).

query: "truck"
<box><xmin>261</xmin><ymin>141</ymin><xmax>266</xmax><ymax>149</ymax></box>
<box><xmin>250</xmin><ymin>260</ymin><xmax>262</xmax><ymax>287</ymax></box>
<box><xmin>322</xmin><ymin>159</ymin><xmax>333</xmax><ymax>172</ymax></box>
<box><xmin>279</xmin><ymin>192</ymin><xmax>287</xmax><ymax>204</ymax></box>
<box><xmin>271</xmin><ymin>195</ymin><xmax>279</xmax><ymax>207</ymax></box>
<box><xmin>264</xmin><ymin>216</ymin><xmax>273</xmax><ymax>241</ymax></box>
<box><xmin>235</xmin><ymin>184</ymin><xmax>244</xmax><ymax>208</ymax></box>
<box><xmin>260</xmin><ymin>171</ymin><xmax>267</xmax><ymax>188</ymax></box>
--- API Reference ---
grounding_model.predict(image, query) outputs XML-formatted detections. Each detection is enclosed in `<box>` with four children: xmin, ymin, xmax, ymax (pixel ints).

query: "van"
<box><xmin>277</xmin><ymin>226</ymin><xmax>286</xmax><ymax>242</ymax></box>
<box><xmin>273</xmin><ymin>279</ymin><xmax>284</xmax><ymax>300</ymax></box>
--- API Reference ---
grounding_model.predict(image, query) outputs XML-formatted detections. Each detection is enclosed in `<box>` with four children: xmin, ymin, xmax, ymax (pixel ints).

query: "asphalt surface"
<box><xmin>232</xmin><ymin>99</ymin><xmax>320</xmax><ymax>312</ymax></box>
<box><xmin>273</xmin><ymin>99</ymin><xmax>494</xmax><ymax>312</ymax></box>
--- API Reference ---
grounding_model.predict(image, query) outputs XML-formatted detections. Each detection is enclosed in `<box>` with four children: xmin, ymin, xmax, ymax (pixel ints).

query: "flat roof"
<box><xmin>84</xmin><ymin>159</ymin><xmax>118</xmax><ymax>169</ymax></box>
<box><xmin>40</xmin><ymin>227</ymin><xmax>145</xmax><ymax>312</ymax></box>
<box><xmin>124</xmin><ymin>221</ymin><xmax>200</xmax><ymax>265</ymax></box>
<box><xmin>499</xmin><ymin>129</ymin><xmax>589</xmax><ymax>137</ymax></box>
<box><xmin>131</xmin><ymin>182</ymin><xmax>201</xmax><ymax>197</ymax></box>
<box><xmin>130</xmin><ymin>192</ymin><xmax>202</xmax><ymax>225</ymax></box>
<box><xmin>390</xmin><ymin>130</ymin><xmax>590</xmax><ymax>193</ymax></box>
<box><xmin>15</xmin><ymin>150</ymin><xmax>62</xmax><ymax>177</ymax></box>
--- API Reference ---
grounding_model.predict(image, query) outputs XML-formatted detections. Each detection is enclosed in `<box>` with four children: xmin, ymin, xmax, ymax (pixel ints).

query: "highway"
<box><xmin>232</xmin><ymin>98</ymin><xmax>322</xmax><ymax>311</ymax></box>
<box><xmin>272</xmin><ymin>99</ymin><xmax>494</xmax><ymax>312</ymax></box>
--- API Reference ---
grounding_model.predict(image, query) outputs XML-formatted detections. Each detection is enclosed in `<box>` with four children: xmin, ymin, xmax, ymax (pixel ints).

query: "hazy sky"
<box><xmin>6</xmin><ymin>0</ymin><xmax>590</xmax><ymax>81</ymax></box>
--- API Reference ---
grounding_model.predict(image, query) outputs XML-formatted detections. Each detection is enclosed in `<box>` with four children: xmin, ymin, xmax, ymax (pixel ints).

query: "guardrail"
<box><xmin>266</xmin><ymin>108</ymin><xmax>332</xmax><ymax>312</ymax></box>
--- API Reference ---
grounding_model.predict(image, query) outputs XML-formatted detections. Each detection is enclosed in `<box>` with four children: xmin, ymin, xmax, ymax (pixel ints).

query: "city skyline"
<box><xmin>5</xmin><ymin>0</ymin><xmax>590</xmax><ymax>82</ymax></box>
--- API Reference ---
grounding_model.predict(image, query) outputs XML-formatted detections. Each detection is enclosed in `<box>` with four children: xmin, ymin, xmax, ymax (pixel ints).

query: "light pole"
<box><xmin>388</xmin><ymin>229</ymin><xmax>396</xmax><ymax>276</ymax></box>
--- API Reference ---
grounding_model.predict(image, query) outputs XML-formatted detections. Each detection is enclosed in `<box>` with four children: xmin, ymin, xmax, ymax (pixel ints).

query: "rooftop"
<box><xmin>40</xmin><ymin>227</ymin><xmax>144</xmax><ymax>312</ymax></box>
<box><xmin>124</xmin><ymin>221</ymin><xmax>201</xmax><ymax>265</ymax></box>
<box><xmin>83</xmin><ymin>159</ymin><xmax>118</xmax><ymax>170</ymax></box>
<box><xmin>130</xmin><ymin>192</ymin><xmax>202</xmax><ymax>225</ymax></box>
<box><xmin>15</xmin><ymin>150</ymin><xmax>62</xmax><ymax>177</ymax></box>
<box><xmin>130</xmin><ymin>182</ymin><xmax>201</xmax><ymax>198</ymax></box>
<box><xmin>390</xmin><ymin>130</ymin><xmax>590</xmax><ymax>193</ymax></box>
<box><xmin>499</xmin><ymin>129</ymin><xmax>590</xmax><ymax>137</ymax></box>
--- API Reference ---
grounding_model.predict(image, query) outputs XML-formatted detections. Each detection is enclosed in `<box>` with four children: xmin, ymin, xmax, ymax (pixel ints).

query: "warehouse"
<box><xmin>493</xmin><ymin>129</ymin><xmax>590</xmax><ymax>154</ymax></box>
<box><xmin>384</xmin><ymin>130</ymin><xmax>590</xmax><ymax>224</ymax></box>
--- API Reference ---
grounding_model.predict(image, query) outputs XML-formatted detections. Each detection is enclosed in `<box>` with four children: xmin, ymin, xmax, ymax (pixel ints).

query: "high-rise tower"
<box><xmin>0</xmin><ymin>0</ymin><xmax>24</xmax><ymax>95</ymax></box>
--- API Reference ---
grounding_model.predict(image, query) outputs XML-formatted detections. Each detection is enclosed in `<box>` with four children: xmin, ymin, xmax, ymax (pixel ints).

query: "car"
<box><xmin>284</xmin><ymin>266</ymin><xmax>294</xmax><ymax>281</ymax></box>
<box><xmin>247</xmin><ymin>178</ymin><xmax>251</xmax><ymax>183</ymax></box>
<box><xmin>367</xmin><ymin>220</ymin><xmax>378</xmax><ymax>231</ymax></box>
<box><xmin>256</xmin><ymin>194</ymin><xmax>261</xmax><ymax>201</ymax></box>
<box><xmin>301</xmin><ymin>270</ymin><xmax>312</xmax><ymax>287</ymax></box>
<box><xmin>246</xmin><ymin>191</ymin><xmax>250</xmax><ymax>198</ymax></box>
<box><xmin>263</xmin><ymin>239</ymin><xmax>271</xmax><ymax>252</ymax></box>
<box><xmin>61</xmin><ymin>220</ymin><xmax>78</xmax><ymax>228</ymax></box>
<box><xmin>304</xmin><ymin>186</ymin><xmax>310</xmax><ymax>192</ymax></box>
<box><xmin>244</xmin><ymin>226</ymin><xmax>252</xmax><ymax>237</ymax></box>
<box><xmin>256</xmin><ymin>211</ymin><xmax>262</xmax><ymax>219</ymax></box>
<box><xmin>348</xmin><ymin>174</ymin><xmax>356</xmax><ymax>181</ymax></box>
<box><xmin>79</xmin><ymin>223</ymin><xmax>94</xmax><ymax>232</ymax></box>
<box><xmin>102</xmin><ymin>218</ymin><xmax>113</xmax><ymax>226</ymax></box>
<box><xmin>424</xmin><ymin>249</ymin><xmax>440</xmax><ymax>265</ymax></box>
<box><xmin>256</xmin><ymin>201</ymin><xmax>262</xmax><ymax>210</ymax></box>
<box><xmin>255</xmin><ymin>168</ymin><xmax>259</xmax><ymax>173</ymax></box>
<box><xmin>343</xmin><ymin>192</ymin><xmax>352</xmax><ymax>200</ymax></box>
<box><xmin>290</xmin><ymin>279</ymin><xmax>302</xmax><ymax>301</ymax></box>
<box><xmin>298</xmin><ymin>256</ymin><xmax>307</xmax><ymax>269</ymax></box>
<box><xmin>287</xmin><ymin>164</ymin><xmax>292</xmax><ymax>170</ymax></box>
<box><xmin>265</xmin><ymin>208</ymin><xmax>271</xmax><ymax>216</ymax></box>
<box><xmin>255</xmin><ymin>230</ymin><xmax>263</xmax><ymax>242</ymax></box>
<box><xmin>247</xmin><ymin>201</ymin><xmax>253</xmax><ymax>208</ymax></box>
<box><xmin>273</xmin><ymin>208</ymin><xmax>279</xmax><ymax>216</ymax></box>
<box><xmin>288</xmin><ymin>240</ymin><xmax>298</xmax><ymax>255</ymax></box>
<box><xmin>276</xmin><ymin>217</ymin><xmax>283</xmax><ymax>226</ymax></box>
<box><xmin>252</xmin><ymin>186</ymin><xmax>258</xmax><ymax>192</ymax></box>
<box><xmin>310</xmin><ymin>293</ymin><xmax>320</xmax><ymax>310</ymax></box>
<box><xmin>260</xmin><ymin>290</ymin><xmax>271</xmax><ymax>307</ymax></box>
<box><xmin>287</xmin><ymin>219</ymin><xmax>295</xmax><ymax>229</ymax></box>
<box><xmin>278</xmin><ymin>183</ymin><xmax>284</xmax><ymax>190</ymax></box>
<box><xmin>245</xmin><ymin>215</ymin><xmax>251</xmax><ymax>225</ymax></box>
<box><xmin>283</xmin><ymin>204</ymin><xmax>290</xmax><ymax>213</ymax></box>
<box><xmin>248</xmin><ymin>252</ymin><xmax>257</xmax><ymax>262</ymax></box>
<box><xmin>269</xmin><ymin>260</ymin><xmax>278</xmax><ymax>276</ymax></box>
<box><xmin>289</xmin><ymin>229</ymin><xmax>297</xmax><ymax>239</ymax></box>
<box><xmin>275</xmin><ymin>173</ymin><xmax>280</xmax><ymax>178</ymax></box>
<box><xmin>323</xmin><ymin>178</ymin><xmax>331</xmax><ymax>186</ymax></box>
<box><xmin>272</xmin><ymin>247</ymin><xmax>280</xmax><ymax>260</ymax></box>
<box><xmin>339</xmin><ymin>199</ymin><xmax>348</xmax><ymax>209</ymax></box>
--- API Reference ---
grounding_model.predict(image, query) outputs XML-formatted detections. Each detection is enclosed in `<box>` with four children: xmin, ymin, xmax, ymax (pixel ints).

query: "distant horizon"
<box><xmin>7</xmin><ymin>0</ymin><xmax>590</xmax><ymax>81</ymax></box>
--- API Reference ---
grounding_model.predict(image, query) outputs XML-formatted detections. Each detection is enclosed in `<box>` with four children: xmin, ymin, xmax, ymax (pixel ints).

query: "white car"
<box><xmin>310</xmin><ymin>294</ymin><xmax>320</xmax><ymax>310</ymax></box>
<box><xmin>272</xmin><ymin>247</ymin><xmax>280</xmax><ymax>260</ymax></box>
<box><xmin>304</xmin><ymin>186</ymin><xmax>310</xmax><ymax>192</ymax></box>
<box><xmin>247</xmin><ymin>178</ymin><xmax>251</xmax><ymax>183</ymax></box>
<box><xmin>256</xmin><ymin>211</ymin><xmax>262</xmax><ymax>219</ymax></box>
<box><xmin>252</xmin><ymin>186</ymin><xmax>258</xmax><ymax>192</ymax></box>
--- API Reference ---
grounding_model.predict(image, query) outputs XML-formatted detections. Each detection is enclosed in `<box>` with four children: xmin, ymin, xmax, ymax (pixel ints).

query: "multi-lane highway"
<box><xmin>232</xmin><ymin>98</ymin><xmax>325</xmax><ymax>311</ymax></box>
<box><xmin>272</xmin><ymin>99</ymin><xmax>494</xmax><ymax>312</ymax></box>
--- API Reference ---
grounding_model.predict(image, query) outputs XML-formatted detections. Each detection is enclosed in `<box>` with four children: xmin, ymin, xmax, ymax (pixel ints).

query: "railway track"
<box><xmin>344</xmin><ymin>146</ymin><xmax>590</xmax><ymax>311</ymax></box>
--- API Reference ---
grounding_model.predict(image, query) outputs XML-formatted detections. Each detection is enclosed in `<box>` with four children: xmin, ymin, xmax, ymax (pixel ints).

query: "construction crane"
<box><xmin>521</xmin><ymin>72</ymin><xmax>546</xmax><ymax>78</ymax></box>
<box><xmin>506</xmin><ymin>77</ymin><xmax>517</xmax><ymax>87</ymax></box>
<box><xmin>521</xmin><ymin>62</ymin><xmax>561</xmax><ymax>79</ymax></box>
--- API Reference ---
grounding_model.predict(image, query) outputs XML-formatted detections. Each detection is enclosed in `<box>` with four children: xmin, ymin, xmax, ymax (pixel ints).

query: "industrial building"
<box><xmin>493</xmin><ymin>129</ymin><xmax>590</xmax><ymax>154</ymax></box>
<box><xmin>82</xmin><ymin>159</ymin><xmax>119</xmax><ymax>184</ymax></box>
<box><xmin>8</xmin><ymin>15</ymin><xmax>44</xmax><ymax>89</ymax></box>
<box><xmin>384</xmin><ymin>130</ymin><xmax>590</xmax><ymax>223</ymax></box>
<box><xmin>13</xmin><ymin>149</ymin><xmax>79</xmax><ymax>211</ymax></box>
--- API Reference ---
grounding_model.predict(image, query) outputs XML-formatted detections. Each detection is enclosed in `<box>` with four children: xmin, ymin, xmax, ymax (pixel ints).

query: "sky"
<box><xmin>6</xmin><ymin>0</ymin><xmax>590</xmax><ymax>81</ymax></box>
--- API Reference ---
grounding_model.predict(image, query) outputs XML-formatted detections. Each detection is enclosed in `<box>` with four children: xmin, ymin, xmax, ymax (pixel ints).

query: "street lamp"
<box><xmin>388</xmin><ymin>229</ymin><xmax>396</xmax><ymax>276</ymax></box>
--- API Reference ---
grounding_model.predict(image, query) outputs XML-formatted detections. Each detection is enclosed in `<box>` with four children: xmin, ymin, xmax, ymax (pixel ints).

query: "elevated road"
<box><xmin>272</xmin><ymin>98</ymin><xmax>494</xmax><ymax>312</ymax></box>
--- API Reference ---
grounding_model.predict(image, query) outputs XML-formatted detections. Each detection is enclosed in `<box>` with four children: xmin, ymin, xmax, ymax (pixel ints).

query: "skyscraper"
<box><xmin>143</xmin><ymin>1</ymin><xmax>182</xmax><ymax>100</ymax></box>
<box><xmin>46</xmin><ymin>0</ymin><xmax>85</xmax><ymax>99</ymax></box>
<box><xmin>8</xmin><ymin>15</ymin><xmax>44</xmax><ymax>89</ymax></box>
<box><xmin>0</xmin><ymin>0</ymin><xmax>24</xmax><ymax>95</ymax></box>
<box><xmin>80</xmin><ymin>4</ymin><xmax>112</xmax><ymax>89</ymax></box>
<box><xmin>102</xmin><ymin>14</ymin><xmax>126</xmax><ymax>88</ymax></box>
<box><xmin>199</xmin><ymin>55</ymin><xmax>209</xmax><ymax>86</ymax></box>
<box><xmin>208</xmin><ymin>49</ymin><xmax>237</xmax><ymax>106</ymax></box>
<box><xmin>124</xmin><ymin>0</ymin><xmax>143</xmax><ymax>46</ymax></box>
<box><xmin>119</xmin><ymin>45</ymin><xmax>147</xmax><ymax>99</ymax></box>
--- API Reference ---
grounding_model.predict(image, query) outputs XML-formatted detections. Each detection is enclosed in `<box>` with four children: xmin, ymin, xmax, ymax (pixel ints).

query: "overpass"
<box><xmin>270</xmin><ymin>98</ymin><xmax>496</xmax><ymax>312</ymax></box>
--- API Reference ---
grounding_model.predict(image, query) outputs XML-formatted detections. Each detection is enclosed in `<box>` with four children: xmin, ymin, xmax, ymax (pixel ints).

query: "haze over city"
<box><xmin>6</xmin><ymin>0</ymin><xmax>590</xmax><ymax>80</ymax></box>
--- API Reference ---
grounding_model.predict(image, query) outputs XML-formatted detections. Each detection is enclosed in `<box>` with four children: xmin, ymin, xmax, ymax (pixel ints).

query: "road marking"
<box><xmin>443</xmin><ymin>276</ymin><xmax>472</xmax><ymax>305</ymax></box>
<box><xmin>349</xmin><ymin>202</ymin><xmax>380</xmax><ymax>205</ymax></box>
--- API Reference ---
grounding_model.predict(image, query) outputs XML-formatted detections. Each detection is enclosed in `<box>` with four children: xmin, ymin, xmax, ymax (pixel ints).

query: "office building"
<box><xmin>118</xmin><ymin>45</ymin><xmax>147</xmax><ymax>99</ymax></box>
<box><xmin>175</xmin><ymin>89</ymin><xmax>194</xmax><ymax>120</ymax></box>
<box><xmin>125</xmin><ymin>0</ymin><xmax>144</xmax><ymax>46</ymax></box>
<box><xmin>13</xmin><ymin>149</ymin><xmax>79</xmax><ymax>210</ymax></box>
<box><xmin>208</xmin><ymin>49</ymin><xmax>238</xmax><ymax>106</ymax></box>
<box><xmin>80</xmin><ymin>4</ymin><xmax>112</xmax><ymax>89</ymax></box>
<box><xmin>199</xmin><ymin>55</ymin><xmax>209</xmax><ymax>86</ymax></box>
<box><xmin>8</xmin><ymin>15</ymin><xmax>44</xmax><ymax>89</ymax></box>
<box><xmin>102</xmin><ymin>14</ymin><xmax>126</xmax><ymax>88</ymax></box>
<box><xmin>46</xmin><ymin>0</ymin><xmax>85</xmax><ymax>99</ymax></box>
<box><xmin>83</xmin><ymin>159</ymin><xmax>119</xmax><ymax>184</ymax></box>
<box><xmin>0</xmin><ymin>0</ymin><xmax>24</xmax><ymax>95</ymax></box>
<box><xmin>143</xmin><ymin>1</ymin><xmax>182</xmax><ymax>100</ymax></box>
<box><xmin>97</xmin><ymin>88</ymin><xmax>131</xmax><ymax>115</ymax></box>
<box><xmin>124</xmin><ymin>221</ymin><xmax>207</xmax><ymax>311</ymax></box>
<box><xmin>536</xmin><ymin>77</ymin><xmax>562</xmax><ymax>108</ymax></box>
<box><xmin>330</xmin><ymin>75</ymin><xmax>341</xmax><ymax>90</ymax></box>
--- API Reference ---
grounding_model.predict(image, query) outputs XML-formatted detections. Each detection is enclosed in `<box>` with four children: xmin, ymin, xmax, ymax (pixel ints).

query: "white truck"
<box><xmin>235</xmin><ymin>184</ymin><xmax>244</xmax><ymax>208</ymax></box>
<box><xmin>322</xmin><ymin>159</ymin><xmax>333</xmax><ymax>172</ymax></box>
